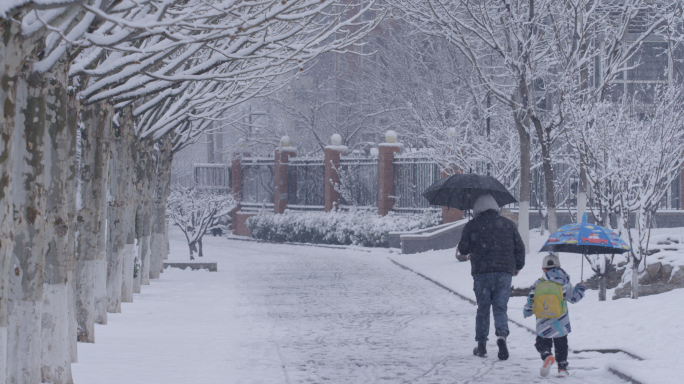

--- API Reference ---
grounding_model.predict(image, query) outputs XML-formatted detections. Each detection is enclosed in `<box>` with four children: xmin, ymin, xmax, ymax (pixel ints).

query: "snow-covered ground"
<box><xmin>391</xmin><ymin>227</ymin><xmax>684</xmax><ymax>384</ymax></box>
<box><xmin>71</xmin><ymin>226</ymin><xmax>682</xmax><ymax>383</ymax></box>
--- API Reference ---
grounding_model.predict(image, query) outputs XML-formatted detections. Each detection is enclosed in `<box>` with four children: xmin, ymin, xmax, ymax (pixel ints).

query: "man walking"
<box><xmin>457</xmin><ymin>194</ymin><xmax>525</xmax><ymax>360</ymax></box>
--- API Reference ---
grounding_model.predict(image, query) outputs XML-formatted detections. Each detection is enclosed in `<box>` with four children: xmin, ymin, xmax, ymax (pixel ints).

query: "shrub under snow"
<box><xmin>247</xmin><ymin>209</ymin><xmax>440</xmax><ymax>247</ymax></box>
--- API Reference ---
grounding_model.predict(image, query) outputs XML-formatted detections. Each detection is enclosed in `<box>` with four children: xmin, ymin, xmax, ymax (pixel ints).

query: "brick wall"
<box><xmin>233</xmin><ymin>211</ymin><xmax>257</xmax><ymax>236</ymax></box>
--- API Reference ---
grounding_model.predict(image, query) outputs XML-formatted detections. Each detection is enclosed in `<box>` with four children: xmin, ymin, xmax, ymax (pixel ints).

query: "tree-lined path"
<box><xmin>72</xmin><ymin>230</ymin><xmax>626</xmax><ymax>383</ymax></box>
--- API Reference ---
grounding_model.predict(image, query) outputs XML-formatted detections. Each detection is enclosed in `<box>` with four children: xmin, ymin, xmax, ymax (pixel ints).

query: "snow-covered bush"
<box><xmin>247</xmin><ymin>209</ymin><xmax>440</xmax><ymax>247</ymax></box>
<box><xmin>168</xmin><ymin>188</ymin><xmax>237</xmax><ymax>259</ymax></box>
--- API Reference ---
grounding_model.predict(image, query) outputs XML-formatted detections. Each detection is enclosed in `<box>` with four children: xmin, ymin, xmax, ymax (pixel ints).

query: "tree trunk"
<box><xmin>515</xmin><ymin>115</ymin><xmax>531</xmax><ymax>253</ymax></box>
<box><xmin>105</xmin><ymin>110</ymin><xmax>127</xmax><ymax>313</ymax></box>
<box><xmin>133</xmin><ymin>207</ymin><xmax>142</xmax><ymax>294</ymax></box>
<box><xmin>140</xmin><ymin>198</ymin><xmax>153</xmax><ymax>283</ymax></box>
<box><xmin>207</xmin><ymin>127</ymin><xmax>215</xmax><ymax>163</ymax></box>
<box><xmin>0</xmin><ymin>21</ymin><xmax>20</xmax><ymax>383</ymax></box>
<box><xmin>531</xmin><ymin>116</ymin><xmax>558</xmax><ymax>234</ymax></box>
<box><xmin>215</xmin><ymin>123</ymin><xmax>223</xmax><ymax>163</ymax></box>
<box><xmin>631</xmin><ymin>253</ymin><xmax>640</xmax><ymax>299</ymax></box>
<box><xmin>95</xmin><ymin>107</ymin><xmax>112</xmax><ymax>325</ymax></box>
<box><xmin>164</xmin><ymin>217</ymin><xmax>170</xmax><ymax>260</ymax></box>
<box><xmin>105</xmin><ymin>195</ymin><xmax>123</xmax><ymax>312</ymax></box>
<box><xmin>577</xmin><ymin>33</ymin><xmax>589</xmax><ymax>223</ymax></box>
<box><xmin>146</xmin><ymin>140</ymin><xmax>163</xmax><ymax>279</ymax></box>
<box><xmin>198</xmin><ymin>238</ymin><xmax>203</xmax><ymax>257</ymax></box>
<box><xmin>65</xmin><ymin>89</ymin><xmax>80</xmax><ymax>365</ymax></box>
<box><xmin>76</xmin><ymin>101</ymin><xmax>112</xmax><ymax>342</ymax></box>
<box><xmin>121</xmin><ymin>110</ymin><xmax>137</xmax><ymax>303</ymax></box>
<box><xmin>1</xmin><ymin>15</ymin><xmax>46</xmax><ymax>381</ymax></box>
<box><xmin>8</xmin><ymin>65</ymin><xmax>48</xmax><ymax>384</ymax></box>
<box><xmin>577</xmin><ymin>164</ymin><xmax>587</xmax><ymax>221</ymax></box>
<box><xmin>598</xmin><ymin>274</ymin><xmax>607</xmax><ymax>301</ymax></box>
<box><xmin>40</xmin><ymin>60</ymin><xmax>75</xmax><ymax>384</ymax></box>
<box><xmin>149</xmin><ymin>137</ymin><xmax>173</xmax><ymax>279</ymax></box>
<box><xmin>135</xmin><ymin>139</ymin><xmax>153</xmax><ymax>286</ymax></box>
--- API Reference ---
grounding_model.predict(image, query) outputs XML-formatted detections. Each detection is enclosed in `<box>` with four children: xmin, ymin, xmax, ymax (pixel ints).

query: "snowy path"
<box><xmin>72</xmin><ymin>233</ymin><xmax>626</xmax><ymax>383</ymax></box>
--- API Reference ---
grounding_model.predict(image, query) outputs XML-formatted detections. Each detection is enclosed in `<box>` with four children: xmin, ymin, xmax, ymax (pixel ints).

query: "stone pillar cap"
<box><xmin>330</xmin><ymin>133</ymin><xmax>343</xmax><ymax>146</ymax></box>
<box><xmin>324</xmin><ymin>145</ymin><xmax>348</xmax><ymax>152</ymax></box>
<box><xmin>280</xmin><ymin>135</ymin><xmax>292</xmax><ymax>147</ymax></box>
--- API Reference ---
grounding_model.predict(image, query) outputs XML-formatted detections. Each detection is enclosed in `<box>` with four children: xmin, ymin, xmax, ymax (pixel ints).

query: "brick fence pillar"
<box><xmin>274</xmin><ymin>147</ymin><xmax>296</xmax><ymax>214</ymax></box>
<box><xmin>324</xmin><ymin>144</ymin><xmax>347</xmax><ymax>212</ymax></box>
<box><xmin>442</xmin><ymin>168</ymin><xmax>464</xmax><ymax>223</ymax></box>
<box><xmin>378</xmin><ymin>143</ymin><xmax>401</xmax><ymax>216</ymax></box>
<box><xmin>230</xmin><ymin>155</ymin><xmax>246</xmax><ymax>235</ymax></box>
<box><xmin>231</xmin><ymin>156</ymin><xmax>242</xmax><ymax>215</ymax></box>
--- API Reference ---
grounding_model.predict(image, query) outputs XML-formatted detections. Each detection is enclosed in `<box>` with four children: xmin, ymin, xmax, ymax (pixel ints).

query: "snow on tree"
<box><xmin>571</xmin><ymin>85</ymin><xmax>684</xmax><ymax>299</ymax></box>
<box><xmin>167</xmin><ymin>188</ymin><xmax>237</xmax><ymax>259</ymax></box>
<box><xmin>1</xmin><ymin>1</ymin><xmax>384</xmax><ymax>382</ymax></box>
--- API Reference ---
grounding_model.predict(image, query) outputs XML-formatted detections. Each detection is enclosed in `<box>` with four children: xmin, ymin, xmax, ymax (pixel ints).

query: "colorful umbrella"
<box><xmin>540</xmin><ymin>213</ymin><xmax>631</xmax><ymax>280</ymax></box>
<box><xmin>540</xmin><ymin>214</ymin><xmax>631</xmax><ymax>255</ymax></box>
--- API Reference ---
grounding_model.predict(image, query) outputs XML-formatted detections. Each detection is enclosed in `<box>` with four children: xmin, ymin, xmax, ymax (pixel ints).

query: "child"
<box><xmin>523</xmin><ymin>254</ymin><xmax>585</xmax><ymax>377</ymax></box>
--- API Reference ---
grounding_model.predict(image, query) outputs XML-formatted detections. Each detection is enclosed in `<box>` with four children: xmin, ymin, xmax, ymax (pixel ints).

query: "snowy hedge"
<box><xmin>246</xmin><ymin>209</ymin><xmax>441</xmax><ymax>247</ymax></box>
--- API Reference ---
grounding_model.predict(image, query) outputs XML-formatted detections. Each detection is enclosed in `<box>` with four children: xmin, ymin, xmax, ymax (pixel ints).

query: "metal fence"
<box><xmin>190</xmin><ymin>155</ymin><xmax>683</xmax><ymax>213</ymax></box>
<box><xmin>338</xmin><ymin>157</ymin><xmax>378</xmax><ymax>207</ymax></box>
<box><xmin>241</xmin><ymin>158</ymin><xmax>274</xmax><ymax>204</ymax></box>
<box><xmin>528</xmin><ymin>163</ymin><xmax>578</xmax><ymax>211</ymax></box>
<box><xmin>393</xmin><ymin>157</ymin><xmax>442</xmax><ymax>211</ymax></box>
<box><xmin>287</xmin><ymin>158</ymin><xmax>325</xmax><ymax>208</ymax></box>
<box><xmin>193</xmin><ymin>164</ymin><xmax>231</xmax><ymax>190</ymax></box>
<box><xmin>660</xmin><ymin>172</ymin><xmax>682</xmax><ymax>210</ymax></box>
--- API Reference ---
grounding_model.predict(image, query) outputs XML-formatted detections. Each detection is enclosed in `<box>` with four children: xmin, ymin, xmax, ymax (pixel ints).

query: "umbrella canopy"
<box><xmin>539</xmin><ymin>214</ymin><xmax>631</xmax><ymax>255</ymax></box>
<box><xmin>421</xmin><ymin>173</ymin><xmax>517</xmax><ymax>210</ymax></box>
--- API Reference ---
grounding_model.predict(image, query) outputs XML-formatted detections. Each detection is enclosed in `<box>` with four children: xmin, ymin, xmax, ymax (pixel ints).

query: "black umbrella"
<box><xmin>421</xmin><ymin>173</ymin><xmax>517</xmax><ymax>210</ymax></box>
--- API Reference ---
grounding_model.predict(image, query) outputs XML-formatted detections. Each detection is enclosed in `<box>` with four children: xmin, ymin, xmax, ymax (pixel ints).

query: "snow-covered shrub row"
<box><xmin>247</xmin><ymin>209</ymin><xmax>441</xmax><ymax>247</ymax></box>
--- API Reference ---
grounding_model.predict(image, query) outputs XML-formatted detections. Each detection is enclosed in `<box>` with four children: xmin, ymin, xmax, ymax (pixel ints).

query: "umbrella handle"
<box><xmin>581</xmin><ymin>254</ymin><xmax>584</xmax><ymax>282</ymax></box>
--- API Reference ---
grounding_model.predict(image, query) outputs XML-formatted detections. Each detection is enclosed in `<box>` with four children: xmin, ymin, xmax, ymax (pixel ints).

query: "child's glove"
<box><xmin>522</xmin><ymin>308</ymin><xmax>533</xmax><ymax>318</ymax></box>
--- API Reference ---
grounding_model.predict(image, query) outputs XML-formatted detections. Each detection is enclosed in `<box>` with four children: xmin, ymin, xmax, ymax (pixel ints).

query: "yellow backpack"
<box><xmin>532</xmin><ymin>280</ymin><xmax>567</xmax><ymax>319</ymax></box>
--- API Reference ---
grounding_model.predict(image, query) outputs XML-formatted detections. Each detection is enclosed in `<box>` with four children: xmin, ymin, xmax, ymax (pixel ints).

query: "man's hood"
<box><xmin>473</xmin><ymin>194</ymin><xmax>498</xmax><ymax>217</ymax></box>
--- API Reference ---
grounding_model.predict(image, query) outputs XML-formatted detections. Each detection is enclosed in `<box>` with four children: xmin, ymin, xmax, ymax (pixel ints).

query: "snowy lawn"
<box><xmin>72</xmin><ymin>228</ymin><xmax>626</xmax><ymax>383</ymax></box>
<box><xmin>391</xmin><ymin>227</ymin><xmax>684</xmax><ymax>384</ymax></box>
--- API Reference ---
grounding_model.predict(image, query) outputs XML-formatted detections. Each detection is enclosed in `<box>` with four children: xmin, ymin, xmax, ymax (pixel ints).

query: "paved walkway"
<box><xmin>72</xmin><ymin>234</ymin><xmax>626</xmax><ymax>383</ymax></box>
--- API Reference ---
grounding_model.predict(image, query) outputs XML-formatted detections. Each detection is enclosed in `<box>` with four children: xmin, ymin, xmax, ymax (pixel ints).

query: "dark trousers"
<box><xmin>473</xmin><ymin>272</ymin><xmax>511</xmax><ymax>342</ymax></box>
<box><xmin>535</xmin><ymin>336</ymin><xmax>568</xmax><ymax>363</ymax></box>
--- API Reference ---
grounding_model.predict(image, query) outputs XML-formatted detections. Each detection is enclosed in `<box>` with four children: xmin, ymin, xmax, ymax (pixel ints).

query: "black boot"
<box><xmin>558</xmin><ymin>361</ymin><xmax>569</xmax><ymax>376</ymax></box>
<box><xmin>473</xmin><ymin>342</ymin><xmax>487</xmax><ymax>357</ymax></box>
<box><xmin>497</xmin><ymin>337</ymin><xmax>509</xmax><ymax>360</ymax></box>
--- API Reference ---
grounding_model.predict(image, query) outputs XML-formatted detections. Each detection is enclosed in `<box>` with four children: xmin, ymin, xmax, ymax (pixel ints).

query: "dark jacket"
<box><xmin>457</xmin><ymin>210</ymin><xmax>525</xmax><ymax>276</ymax></box>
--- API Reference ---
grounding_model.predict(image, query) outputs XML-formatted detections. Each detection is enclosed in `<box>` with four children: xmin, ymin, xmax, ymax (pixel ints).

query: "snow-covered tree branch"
<box><xmin>167</xmin><ymin>188</ymin><xmax>237</xmax><ymax>259</ymax></box>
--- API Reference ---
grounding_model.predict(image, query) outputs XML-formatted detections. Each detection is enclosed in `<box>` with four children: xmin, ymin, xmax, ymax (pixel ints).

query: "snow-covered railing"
<box><xmin>241</xmin><ymin>158</ymin><xmax>275</xmax><ymax>204</ymax></box>
<box><xmin>338</xmin><ymin>156</ymin><xmax>379</xmax><ymax>207</ymax></box>
<box><xmin>288</xmin><ymin>158</ymin><xmax>325</xmax><ymax>207</ymax></box>
<box><xmin>193</xmin><ymin>163</ymin><xmax>231</xmax><ymax>190</ymax></box>
<box><xmin>393</xmin><ymin>157</ymin><xmax>441</xmax><ymax>210</ymax></box>
<box><xmin>240</xmin><ymin>202</ymin><xmax>275</xmax><ymax>212</ymax></box>
<box><xmin>194</xmin><ymin>153</ymin><xmax>682</xmax><ymax>216</ymax></box>
<box><xmin>284</xmin><ymin>204</ymin><xmax>326</xmax><ymax>211</ymax></box>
